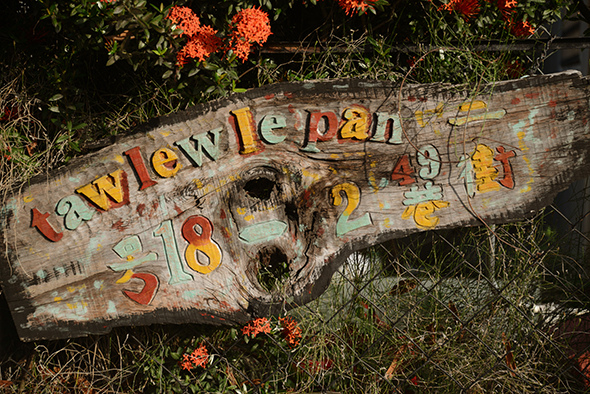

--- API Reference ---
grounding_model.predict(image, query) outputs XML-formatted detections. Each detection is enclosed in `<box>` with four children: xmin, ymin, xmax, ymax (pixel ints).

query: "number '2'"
<box><xmin>331</xmin><ymin>182</ymin><xmax>372</xmax><ymax>237</ymax></box>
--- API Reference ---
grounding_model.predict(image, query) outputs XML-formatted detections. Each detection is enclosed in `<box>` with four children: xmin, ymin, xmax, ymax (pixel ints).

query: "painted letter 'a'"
<box><xmin>76</xmin><ymin>169</ymin><xmax>129</xmax><ymax>211</ymax></box>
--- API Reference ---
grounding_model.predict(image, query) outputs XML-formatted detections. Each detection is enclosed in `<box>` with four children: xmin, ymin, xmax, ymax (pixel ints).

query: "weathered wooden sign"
<box><xmin>2</xmin><ymin>71</ymin><xmax>590</xmax><ymax>341</ymax></box>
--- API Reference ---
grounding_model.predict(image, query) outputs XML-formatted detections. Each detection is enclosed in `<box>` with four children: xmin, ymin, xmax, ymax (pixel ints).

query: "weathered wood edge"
<box><xmin>2</xmin><ymin>70</ymin><xmax>589</xmax><ymax>341</ymax></box>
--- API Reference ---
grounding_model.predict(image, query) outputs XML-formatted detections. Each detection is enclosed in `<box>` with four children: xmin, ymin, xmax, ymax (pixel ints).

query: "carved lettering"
<box><xmin>371</xmin><ymin>112</ymin><xmax>403</xmax><ymax>144</ymax></box>
<box><xmin>301</xmin><ymin>110</ymin><xmax>338</xmax><ymax>152</ymax></box>
<box><xmin>175</xmin><ymin>128</ymin><xmax>222</xmax><ymax>167</ymax></box>
<box><xmin>56</xmin><ymin>195</ymin><xmax>95</xmax><ymax>230</ymax></box>
<box><xmin>152</xmin><ymin>148</ymin><xmax>181</xmax><ymax>178</ymax></box>
<box><xmin>76</xmin><ymin>170</ymin><xmax>129</xmax><ymax>211</ymax></box>
<box><xmin>31</xmin><ymin>208</ymin><xmax>63</xmax><ymax>242</ymax></box>
<box><xmin>340</xmin><ymin>105</ymin><xmax>371</xmax><ymax>140</ymax></box>
<box><xmin>124</xmin><ymin>146</ymin><xmax>157</xmax><ymax>190</ymax></box>
<box><xmin>231</xmin><ymin>107</ymin><xmax>263</xmax><ymax>155</ymax></box>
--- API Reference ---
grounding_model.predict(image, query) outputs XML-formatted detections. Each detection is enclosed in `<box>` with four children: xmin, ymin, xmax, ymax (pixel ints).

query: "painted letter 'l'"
<box><xmin>231</xmin><ymin>107</ymin><xmax>263</xmax><ymax>155</ymax></box>
<box><xmin>124</xmin><ymin>147</ymin><xmax>157</xmax><ymax>190</ymax></box>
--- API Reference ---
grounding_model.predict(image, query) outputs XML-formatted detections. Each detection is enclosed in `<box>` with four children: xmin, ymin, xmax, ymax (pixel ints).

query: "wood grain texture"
<box><xmin>1</xmin><ymin>71</ymin><xmax>590</xmax><ymax>341</ymax></box>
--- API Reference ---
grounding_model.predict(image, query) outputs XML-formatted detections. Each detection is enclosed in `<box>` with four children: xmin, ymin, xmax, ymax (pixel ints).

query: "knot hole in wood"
<box><xmin>254</xmin><ymin>246</ymin><xmax>291</xmax><ymax>294</ymax></box>
<box><xmin>244</xmin><ymin>177</ymin><xmax>276</xmax><ymax>200</ymax></box>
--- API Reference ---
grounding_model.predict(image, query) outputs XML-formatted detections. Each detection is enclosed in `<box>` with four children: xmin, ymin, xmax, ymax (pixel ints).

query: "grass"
<box><xmin>2</xmin><ymin>208</ymin><xmax>589</xmax><ymax>393</ymax></box>
<box><xmin>1</xmin><ymin>4</ymin><xmax>589</xmax><ymax>392</ymax></box>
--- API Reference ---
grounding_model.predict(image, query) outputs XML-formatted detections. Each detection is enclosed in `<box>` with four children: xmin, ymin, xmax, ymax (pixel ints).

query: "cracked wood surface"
<box><xmin>1</xmin><ymin>71</ymin><xmax>590</xmax><ymax>341</ymax></box>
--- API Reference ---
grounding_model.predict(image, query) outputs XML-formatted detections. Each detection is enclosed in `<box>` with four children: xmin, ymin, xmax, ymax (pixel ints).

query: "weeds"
<box><xmin>1</xmin><ymin>0</ymin><xmax>589</xmax><ymax>393</ymax></box>
<box><xmin>2</xmin><ymin>207</ymin><xmax>589</xmax><ymax>392</ymax></box>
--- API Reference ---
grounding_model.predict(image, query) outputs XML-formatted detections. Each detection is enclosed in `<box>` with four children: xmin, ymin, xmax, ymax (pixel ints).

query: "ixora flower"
<box><xmin>167</xmin><ymin>6</ymin><xmax>201</xmax><ymax>37</ymax></box>
<box><xmin>177</xmin><ymin>25</ymin><xmax>223</xmax><ymax>64</ymax></box>
<box><xmin>279</xmin><ymin>316</ymin><xmax>302</xmax><ymax>347</ymax></box>
<box><xmin>336</xmin><ymin>0</ymin><xmax>377</xmax><ymax>15</ymax></box>
<box><xmin>242</xmin><ymin>317</ymin><xmax>271</xmax><ymax>338</ymax></box>
<box><xmin>180</xmin><ymin>344</ymin><xmax>209</xmax><ymax>371</ymax></box>
<box><xmin>509</xmin><ymin>19</ymin><xmax>535</xmax><ymax>37</ymax></box>
<box><xmin>167</xmin><ymin>6</ymin><xmax>222</xmax><ymax>65</ymax></box>
<box><xmin>229</xmin><ymin>7</ymin><xmax>272</xmax><ymax>62</ymax></box>
<box><xmin>438</xmin><ymin>0</ymin><xmax>480</xmax><ymax>20</ymax></box>
<box><xmin>496</xmin><ymin>0</ymin><xmax>517</xmax><ymax>18</ymax></box>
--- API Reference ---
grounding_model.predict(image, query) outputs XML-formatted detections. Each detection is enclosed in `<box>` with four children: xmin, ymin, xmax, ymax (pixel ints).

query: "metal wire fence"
<box><xmin>1</xmin><ymin>180</ymin><xmax>590</xmax><ymax>393</ymax></box>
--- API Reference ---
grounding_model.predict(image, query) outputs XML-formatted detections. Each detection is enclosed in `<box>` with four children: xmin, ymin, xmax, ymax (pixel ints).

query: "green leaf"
<box><xmin>115</xmin><ymin>19</ymin><xmax>129</xmax><ymax>30</ymax></box>
<box><xmin>162</xmin><ymin>70</ymin><xmax>173</xmax><ymax>79</ymax></box>
<box><xmin>150</xmin><ymin>14</ymin><xmax>163</xmax><ymax>25</ymax></box>
<box><xmin>188</xmin><ymin>67</ymin><xmax>199</xmax><ymax>77</ymax></box>
<box><xmin>141</xmin><ymin>12</ymin><xmax>154</xmax><ymax>23</ymax></box>
<box><xmin>203</xmin><ymin>62</ymin><xmax>219</xmax><ymax>71</ymax></box>
<box><xmin>49</xmin><ymin>94</ymin><xmax>63</xmax><ymax>102</ymax></box>
<box><xmin>113</xmin><ymin>5</ymin><xmax>125</xmax><ymax>14</ymax></box>
<box><xmin>49</xmin><ymin>106</ymin><xmax>60</xmax><ymax>113</ymax></box>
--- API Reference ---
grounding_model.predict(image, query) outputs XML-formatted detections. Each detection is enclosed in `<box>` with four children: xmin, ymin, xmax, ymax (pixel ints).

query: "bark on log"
<box><xmin>1</xmin><ymin>71</ymin><xmax>590</xmax><ymax>341</ymax></box>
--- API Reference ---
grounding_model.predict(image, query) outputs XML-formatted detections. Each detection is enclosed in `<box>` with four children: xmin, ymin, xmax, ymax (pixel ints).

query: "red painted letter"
<box><xmin>124</xmin><ymin>147</ymin><xmax>157</xmax><ymax>190</ymax></box>
<box><xmin>123</xmin><ymin>272</ymin><xmax>159</xmax><ymax>305</ymax></box>
<box><xmin>31</xmin><ymin>208</ymin><xmax>63</xmax><ymax>242</ymax></box>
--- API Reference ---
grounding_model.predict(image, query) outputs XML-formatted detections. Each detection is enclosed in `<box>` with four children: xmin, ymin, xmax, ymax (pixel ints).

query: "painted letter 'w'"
<box><xmin>76</xmin><ymin>170</ymin><xmax>129</xmax><ymax>211</ymax></box>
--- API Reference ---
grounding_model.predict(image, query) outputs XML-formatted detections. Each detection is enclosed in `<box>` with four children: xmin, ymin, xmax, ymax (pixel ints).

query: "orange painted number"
<box><xmin>391</xmin><ymin>155</ymin><xmax>415</xmax><ymax>185</ymax></box>
<box><xmin>182</xmin><ymin>215</ymin><xmax>222</xmax><ymax>274</ymax></box>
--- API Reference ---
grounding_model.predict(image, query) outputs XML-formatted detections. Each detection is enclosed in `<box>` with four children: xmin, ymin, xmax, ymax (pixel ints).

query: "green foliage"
<box><xmin>0</xmin><ymin>0</ymin><xmax>588</xmax><ymax>392</ymax></box>
<box><xmin>0</xmin><ymin>0</ymin><xmax>574</xmax><ymax>171</ymax></box>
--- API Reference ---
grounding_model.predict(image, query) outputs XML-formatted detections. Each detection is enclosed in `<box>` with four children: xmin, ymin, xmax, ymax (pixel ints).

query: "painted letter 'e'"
<box><xmin>151</xmin><ymin>148</ymin><xmax>181</xmax><ymax>178</ymax></box>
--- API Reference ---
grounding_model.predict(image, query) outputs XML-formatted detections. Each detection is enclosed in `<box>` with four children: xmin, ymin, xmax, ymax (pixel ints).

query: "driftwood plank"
<box><xmin>1</xmin><ymin>71</ymin><xmax>590</xmax><ymax>341</ymax></box>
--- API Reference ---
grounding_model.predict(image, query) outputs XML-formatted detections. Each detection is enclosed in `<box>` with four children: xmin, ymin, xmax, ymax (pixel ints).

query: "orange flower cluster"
<box><xmin>280</xmin><ymin>316</ymin><xmax>302</xmax><ymax>347</ymax></box>
<box><xmin>167</xmin><ymin>6</ymin><xmax>222</xmax><ymax>65</ymax></box>
<box><xmin>494</xmin><ymin>0</ymin><xmax>535</xmax><ymax>37</ymax></box>
<box><xmin>242</xmin><ymin>317</ymin><xmax>271</xmax><ymax>338</ymax></box>
<box><xmin>229</xmin><ymin>7</ymin><xmax>272</xmax><ymax>62</ymax></box>
<box><xmin>166</xmin><ymin>6</ymin><xmax>272</xmax><ymax>66</ymax></box>
<box><xmin>433</xmin><ymin>0</ymin><xmax>535</xmax><ymax>37</ymax></box>
<box><xmin>335</xmin><ymin>0</ymin><xmax>377</xmax><ymax>16</ymax></box>
<box><xmin>167</xmin><ymin>6</ymin><xmax>201</xmax><ymax>37</ymax></box>
<box><xmin>496</xmin><ymin>0</ymin><xmax>517</xmax><ymax>18</ymax></box>
<box><xmin>509</xmin><ymin>19</ymin><xmax>534</xmax><ymax>37</ymax></box>
<box><xmin>438</xmin><ymin>0</ymin><xmax>480</xmax><ymax>20</ymax></box>
<box><xmin>180</xmin><ymin>344</ymin><xmax>209</xmax><ymax>371</ymax></box>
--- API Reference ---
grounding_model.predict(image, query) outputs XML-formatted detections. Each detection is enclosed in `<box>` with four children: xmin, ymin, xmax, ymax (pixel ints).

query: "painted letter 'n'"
<box><xmin>370</xmin><ymin>112</ymin><xmax>403</xmax><ymax>144</ymax></box>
